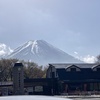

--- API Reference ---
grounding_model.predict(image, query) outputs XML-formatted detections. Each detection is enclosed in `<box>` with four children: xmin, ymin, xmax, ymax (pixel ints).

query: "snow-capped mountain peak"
<box><xmin>7</xmin><ymin>40</ymin><xmax>82</xmax><ymax>65</ymax></box>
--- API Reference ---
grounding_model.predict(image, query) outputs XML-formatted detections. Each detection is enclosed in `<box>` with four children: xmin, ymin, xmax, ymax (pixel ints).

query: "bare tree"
<box><xmin>96</xmin><ymin>55</ymin><xmax>100</xmax><ymax>64</ymax></box>
<box><xmin>0</xmin><ymin>59</ymin><xmax>47</xmax><ymax>81</ymax></box>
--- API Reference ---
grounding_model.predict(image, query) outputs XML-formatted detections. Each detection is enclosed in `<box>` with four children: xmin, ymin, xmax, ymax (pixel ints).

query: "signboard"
<box><xmin>35</xmin><ymin>86</ymin><xmax>43</xmax><ymax>92</ymax></box>
<box><xmin>27</xmin><ymin>87</ymin><xmax>33</xmax><ymax>92</ymax></box>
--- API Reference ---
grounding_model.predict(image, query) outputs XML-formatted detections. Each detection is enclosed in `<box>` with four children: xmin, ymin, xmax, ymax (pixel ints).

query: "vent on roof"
<box><xmin>66</xmin><ymin>65</ymin><xmax>81</xmax><ymax>72</ymax></box>
<box><xmin>92</xmin><ymin>65</ymin><xmax>100</xmax><ymax>71</ymax></box>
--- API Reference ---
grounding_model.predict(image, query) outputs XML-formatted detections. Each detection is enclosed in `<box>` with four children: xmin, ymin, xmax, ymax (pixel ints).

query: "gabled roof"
<box><xmin>49</xmin><ymin>63</ymin><xmax>96</xmax><ymax>69</ymax></box>
<box><xmin>92</xmin><ymin>64</ymin><xmax>100</xmax><ymax>69</ymax></box>
<box><xmin>49</xmin><ymin>63</ymin><xmax>100</xmax><ymax>81</ymax></box>
<box><xmin>66</xmin><ymin>64</ymin><xmax>81</xmax><ymax>69</ymax></box>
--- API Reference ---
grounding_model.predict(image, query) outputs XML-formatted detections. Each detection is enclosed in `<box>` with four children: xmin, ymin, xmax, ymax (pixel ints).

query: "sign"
<box><xmin>35</xmin><ymin>86</ymin><xmax>43</xmax><ymax>92</ymax></box>
<box><xmin>27</xmin><ymin>87</ymin><xmax>33</xmax><ymax>92</ymax></box>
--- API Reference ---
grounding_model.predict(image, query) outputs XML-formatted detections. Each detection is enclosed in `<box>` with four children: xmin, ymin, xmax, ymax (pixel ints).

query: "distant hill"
<box><xmin>7</xmin><ymin>40</ymin><xmax>82</xmax><ymax>65</ymax></box>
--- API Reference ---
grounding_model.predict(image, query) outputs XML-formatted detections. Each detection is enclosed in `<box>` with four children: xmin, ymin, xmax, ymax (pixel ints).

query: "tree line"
<box><xmin>0</xmin><ymin>55</ymin><xmax>100</xmax><ymax>82</ymax></box>
<box><xmin>0</xmin><ymin>59</ymin><xmax>47</xmax><ymax>82</ymax></box>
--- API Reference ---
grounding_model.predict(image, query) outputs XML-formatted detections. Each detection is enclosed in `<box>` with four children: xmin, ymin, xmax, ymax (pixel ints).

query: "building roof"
<box><xmin>0</xmin><ymin>81</ymin><xmax>13</xmax><ymax>86</ymax></box>
<box><xmin>14</xmin><ymin>62</ymin><xmax>23</xmax><ymax>67</ymax></box>
<box><xmin>24</xmin><ymin>78</ymin><xmax>57</xmax><ymax>83</ymax></box>
<box><xmin>49</xmin><ymin>63</ymin><xmax>96</xmax><ymax>69</ymax></box>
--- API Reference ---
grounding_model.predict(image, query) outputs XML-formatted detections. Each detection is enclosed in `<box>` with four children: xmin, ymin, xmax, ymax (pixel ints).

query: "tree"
<box><xmin>0</xmin><ymin>58</ymin><xmax>18</xmax><ymax>81</ymax></box>
<box><xmin>96</xmin><ymin>55</ymin><xmax>100</xmax><ymax>64</ymax></box>
<box><xmin>0</xmin><ymin>59</ymin><xmax>47</xmax><ymax>81</ymax></box>
<box><xmin>24</xmin><ymin>62</ymin><xmax>47</xmax><ymax>78</ymax></box>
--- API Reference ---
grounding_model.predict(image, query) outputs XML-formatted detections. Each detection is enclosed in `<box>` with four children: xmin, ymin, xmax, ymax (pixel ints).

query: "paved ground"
<box><xmin>58</xmin><ymin>95</ymin><xmax>100</xmax><ymax>100</ymax></box>
<box><xmin>73</xmin><ymin>98</ymin><xmax>100</xmax><ymax>100</ymax></box>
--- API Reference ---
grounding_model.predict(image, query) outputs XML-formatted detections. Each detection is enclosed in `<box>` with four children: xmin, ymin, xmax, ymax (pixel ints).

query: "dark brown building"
<box><xmin>1</xmin><ymin>63</ymin><xmax>100</xmax><ymax>95</ymax></box>
<box><xmin>46</xmin><ymin>63</ymin><xmax>100</xmax><ymax>95</ymax></box>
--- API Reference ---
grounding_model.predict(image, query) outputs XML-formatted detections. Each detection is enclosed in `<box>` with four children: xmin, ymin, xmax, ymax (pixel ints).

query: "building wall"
<box><xmin>24</xmin><ymin>78</ymin><xmax>59</xmax><ymax>95</ymax></box>
<box><xmin>46</xmin><ymin>65</ymin><xmax>57</xmax><ymax>78</ymax></box>
<box><xmin>47</xmin><ymin>64</ymin><xmax>100</xmax><ymax>94</ymax></box>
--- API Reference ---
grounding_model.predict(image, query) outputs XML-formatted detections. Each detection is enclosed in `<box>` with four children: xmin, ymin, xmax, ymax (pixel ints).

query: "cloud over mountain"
<box><xmin>0</xmin><ymin>43</ymin><xmax>13</xmax><ymax>57</ymax></box>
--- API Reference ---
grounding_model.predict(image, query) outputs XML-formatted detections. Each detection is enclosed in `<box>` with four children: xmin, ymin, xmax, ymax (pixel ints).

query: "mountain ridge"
<box><xmin>7</xmin><ymin>40</ymin><xmax>82</xmax><ymax>65</ymax></box>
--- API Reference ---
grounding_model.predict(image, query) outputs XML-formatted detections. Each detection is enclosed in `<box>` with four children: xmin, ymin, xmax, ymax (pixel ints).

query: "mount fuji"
<box><xmin>7</xmin><ymin>40</ymin><xmax>82</xmax><ymax>65</ymax></box>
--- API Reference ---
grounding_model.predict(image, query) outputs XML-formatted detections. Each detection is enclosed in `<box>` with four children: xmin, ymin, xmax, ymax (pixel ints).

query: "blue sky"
<box><xmin>0</xmin><ymin>0</ymin><xmax>100</xmax><ymax>62</ymax></box>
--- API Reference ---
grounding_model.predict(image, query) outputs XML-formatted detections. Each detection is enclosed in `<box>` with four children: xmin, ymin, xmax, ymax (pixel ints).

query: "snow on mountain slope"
<box><xmin>7</xmin><ymin>40</ymin><xmax>82</xmax><ymax>65</ymax></box>
<box><xmin>0</xmin><ymin>43</ymin><xmax>13</xmax><ymax>57</ymax></box>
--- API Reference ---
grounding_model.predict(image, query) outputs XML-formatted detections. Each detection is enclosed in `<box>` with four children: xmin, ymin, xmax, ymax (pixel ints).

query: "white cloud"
<box><xmin>82</xmin><ymin>55</ymin><xmax>97</xmax><ymax>63</ymax></box>
<box><xmin>0</xmin><ymin>43</ymin><xmax>13</xmax><ymax>56</ymax></box>
<box><xmin>74</xmin><ymin>51</ymin><xmax>78</xmax><ymax>55</ymax></box>
<box><xmin>74</xmin><ymin>52</ymin><xmax>97</xmax><ymax>63</ymax></box>
<box><xmin>0</xmin><ymin>50</ymin><xmax>6</xmax><ymax>56</ymax></box>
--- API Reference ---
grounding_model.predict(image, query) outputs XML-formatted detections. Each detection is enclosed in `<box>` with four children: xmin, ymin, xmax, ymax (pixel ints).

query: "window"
<box><xmin>50</xmin><ymin>72</ymin><xmax>55</xmax><ymax>78</ymax></box>
<box><xmin>52</xmin><ymin>72</ymin><xmax>55</xmax><ymax>78</ymax></box>
<box><xmin>71</xmin><ymin>68</ymin><xmax>76</xmax><ymax>72</ymax></box>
